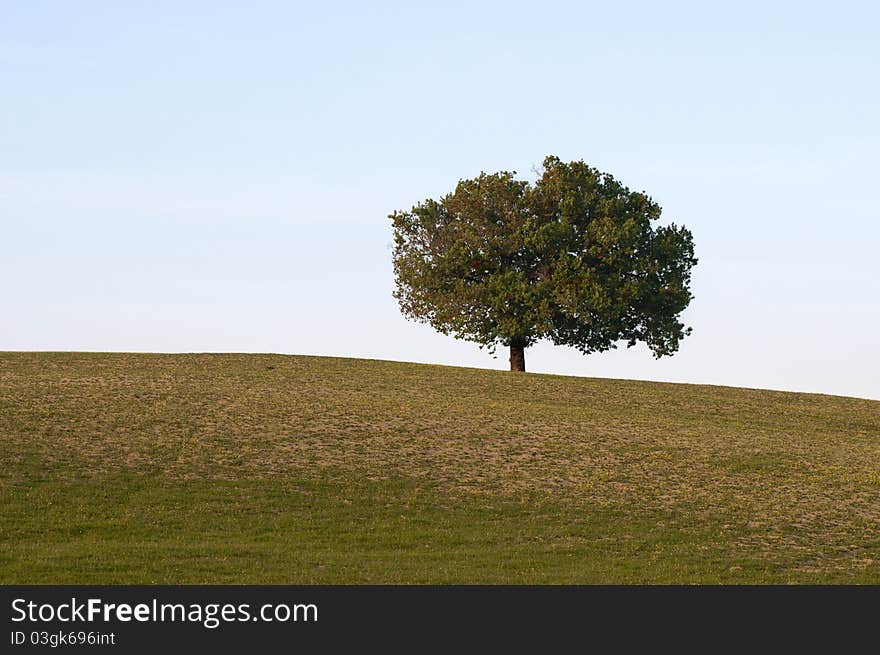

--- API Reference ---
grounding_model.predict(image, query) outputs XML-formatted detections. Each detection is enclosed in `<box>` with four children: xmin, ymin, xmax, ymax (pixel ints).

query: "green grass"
<box><xmin>1</xmin><ymin>352</ymin><xmax>878</xmax><ymax>583</ymax></box>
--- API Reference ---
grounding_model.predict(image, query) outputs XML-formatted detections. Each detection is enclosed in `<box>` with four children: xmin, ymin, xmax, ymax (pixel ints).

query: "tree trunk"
<box><xmin>509</xmin><ymin>344</ymin><xmax>525</xmax><ymax>372</ymax></box>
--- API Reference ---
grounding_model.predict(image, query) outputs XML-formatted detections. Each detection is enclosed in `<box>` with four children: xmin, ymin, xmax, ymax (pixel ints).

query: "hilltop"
<box><xmin>1</xmin><ymin>352</ymin><xmax>878</xmax><ymax>583</ymax></box>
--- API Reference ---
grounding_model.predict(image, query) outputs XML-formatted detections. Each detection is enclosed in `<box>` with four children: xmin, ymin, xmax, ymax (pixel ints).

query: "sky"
<box><xmin>2</xmin><ymin>1</ymin><xmax>878</xmax><ymax>400</ymax></box>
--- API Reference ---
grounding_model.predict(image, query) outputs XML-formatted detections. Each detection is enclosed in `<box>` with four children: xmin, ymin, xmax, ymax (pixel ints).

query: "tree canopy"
<box><xmin>390</xmin><ymin>156</ymin><xmax>697</xmax><ymax>371</ymax></box>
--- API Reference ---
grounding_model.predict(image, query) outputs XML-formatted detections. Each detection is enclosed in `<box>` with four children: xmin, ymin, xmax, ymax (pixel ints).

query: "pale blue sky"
<box><xmin>2</xmin><ymin>1</ymin><xmax>878</xmax><ymax>399</ymax></box>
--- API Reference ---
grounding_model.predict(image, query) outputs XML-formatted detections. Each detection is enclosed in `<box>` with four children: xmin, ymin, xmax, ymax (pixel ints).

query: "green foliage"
<box><xmin>391</xmin><ymin>156</ymin><xmax>697</xmax><ymax>357</ymax></box>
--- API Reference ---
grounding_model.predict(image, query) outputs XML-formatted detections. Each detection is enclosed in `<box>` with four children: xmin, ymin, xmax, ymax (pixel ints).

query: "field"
<box><xmin>1</xmin><ymin>352</ymin><xmax>879</xmax><ymax>583</ymax></box>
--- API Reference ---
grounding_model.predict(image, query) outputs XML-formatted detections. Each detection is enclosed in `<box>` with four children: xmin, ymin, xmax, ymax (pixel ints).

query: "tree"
<box><xmin>390</xmin><ymin>156</ymin><xmax>697</xmax><ymax>372</ymax></box>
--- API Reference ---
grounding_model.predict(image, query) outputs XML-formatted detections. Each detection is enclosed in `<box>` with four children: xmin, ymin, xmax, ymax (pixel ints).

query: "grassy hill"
<box><xmin>1</xmin><ymin>352</ymin><xmax>878</xmax><ymax>583</ymax></box>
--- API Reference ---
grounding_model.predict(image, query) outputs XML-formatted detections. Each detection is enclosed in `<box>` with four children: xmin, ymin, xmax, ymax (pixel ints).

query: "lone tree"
<box><xmin>390</xmin><ymin>156</ymin><xmax>697</xmax><ymax>372</ymax></box>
